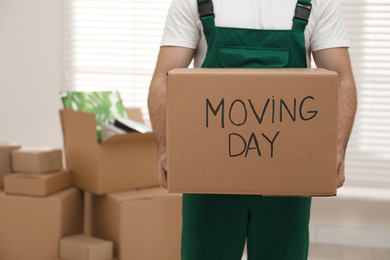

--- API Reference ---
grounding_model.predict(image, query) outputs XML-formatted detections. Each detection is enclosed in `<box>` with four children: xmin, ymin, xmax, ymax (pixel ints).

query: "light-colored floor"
<box><xmin>241</xmin><ymin>243</ymin><xmax>390</xmax><ymax>260</ymax></box>
<box><xmin>308</xmin><ymin>243</ymin><xmax>390</xmax><ymax>260</ymax></box>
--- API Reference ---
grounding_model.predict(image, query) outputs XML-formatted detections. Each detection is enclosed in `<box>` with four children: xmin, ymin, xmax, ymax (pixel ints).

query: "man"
<box><xmin>148</xmin><ymin>0</ymin><xmax>357</xmax><ymax>259</ymax></box>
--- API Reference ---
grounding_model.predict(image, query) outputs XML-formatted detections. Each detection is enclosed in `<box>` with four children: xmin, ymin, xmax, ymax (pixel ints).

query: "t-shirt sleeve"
<box><xmin>310</xmin><ymin>0</ymin><xmax>351</xmax><ymax>51</ymax></box>
<box><xmin>160</xmin><ymin>0</ymin><xmax>200</xmax><ymax>49</ymax></box>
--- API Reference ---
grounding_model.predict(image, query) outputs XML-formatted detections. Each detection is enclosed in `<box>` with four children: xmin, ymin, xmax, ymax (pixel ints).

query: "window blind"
<box><xmin>61</xmin><ymin>0</ymin><xmax>390</xmax><ymax>188</ymax></box>
<box><xmin>340</xmin><ymin>0</ymin><xmax>390</xmax><ymax>188</ymax></box>
<box><xmin>61</xmin><ymin>0</ymin><xmax>171</xmax><ymax>124</ymax></box>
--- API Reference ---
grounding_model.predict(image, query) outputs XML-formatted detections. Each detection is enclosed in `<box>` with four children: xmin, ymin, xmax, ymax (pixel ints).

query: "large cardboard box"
<box><xmin>4</xmin><ymin>169</ymin><xmax>72</xmax><ymax>196</ymax></box>
<box><xmin>60</xmin><ymin>109</ymin><xmax>159</xmax><ymax>195</ymax></box>
<box><xmin>12</xmin><ymin>147</ymin><xmax>63</xmax><ymax>173</ymax></box>
<box><xmin>60</xmin><ymin>234</ymin><xmax>113</xmax><ymax>260</ymax></box>
<box><xmin>0</xmin><ymin>143</ymin><xmax>21</xmax><ymax>188</ymax></box>
<box><xmin>167</xmin><ymin>68</ymin><xmax>338</xmax><ymax>196</ymax></box>
<box><xmin>92</xmin><ymin>188</ymin><xmax>182</xmax><ymax>260</ymax></box>
<box><xmin>0</xmin><ymin>187</ymin><xmax>83</xmax><ymax>260</ymax></box>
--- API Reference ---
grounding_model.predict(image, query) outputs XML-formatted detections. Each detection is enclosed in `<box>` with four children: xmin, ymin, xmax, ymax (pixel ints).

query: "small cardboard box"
<box><xmin>4</xmin><ymin>169</ymin><xmax>72</xmax><ymax>197</ymax></box>
<box><xmin>92</xmin><ymin>187</ymin><xmax>182</xmax><ymax>260</ymax></box>
<box><xmin>0</xmin><ymin>143</ymin><xmax>21</xmax><ymax>188</ymax></box>
<box><xmin>60</xmin><ymin>234</ymin><xmax>113</xmax><ymax>260</ymax></box>
<box><xmin>12</xmin><ymin>147</ymin><xmax>63</xmax><ymax>174</ymax></box>
<box><xmin>60</xmin><ymin>109</ymin><xmax>159</xmax><ymax>195</ymax></box>
<box><xmin>167</xmin><ymin>68</ymin><xmax>338</xmax><ymax>196</ymax></box>
<box><xmin>0</xmin><ymin>187</ymin><xmax>83</xmax><ymax>260</ymax></box>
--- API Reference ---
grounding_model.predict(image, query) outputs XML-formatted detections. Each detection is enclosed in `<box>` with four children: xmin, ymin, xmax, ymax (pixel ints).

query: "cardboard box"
<box><xmin>60</xmin><ymin>234</ymin><xmax>113</xmax><ymax>260</ymax></box>
<box><xmin>92</xmin><ymin>188</ymin><xmax>182</xmax><ymax>260</ymax></box>
<box><xmin>60</xmin><ymin>109</ymin><xmax>159</xmax><ymax>195</ymax></box>
<box><xmin>0</xmin><ymin>187</ymin><xmax>83</xmax><ymax>260</ymax></box>
<box><xmin>84</xmin><ymin>191</ymin><xmax>93</xmax><ymax>235</ymax></box>
<box><xmin>0</xmin><ymin>143</ymin><xmax>21</xmax><ymax>188</ymax></box>
<box><xmin>51</xmin><ymin>258</ymin><xmax>117</xmax><ymax>260</ymax></box>
<box><xmin>125</xmin><ymin>108</ymin><xmax>144</xmax><ymax>124</ymax></box>
<box><xmin>4</xmin><ymin>169</ymin><xmax>72</xmax><ymax>196</ymax></box>
<box><xmin>12</xmin><ymin>147</ymin><xmax>63</xmax><ymax>174</ymax></box>
<box><xmin>167</xmin><ymin>68</ymin><xmax>338</xmax><ymax>196</ymax></box>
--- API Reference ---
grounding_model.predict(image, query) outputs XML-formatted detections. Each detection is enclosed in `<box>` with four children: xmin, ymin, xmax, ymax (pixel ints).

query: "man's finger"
<box><xmin>337</xmin><ymin>159</ymin><xmax>345</xmax><ymax>188</ymax></box>
<box><xmin>158</xmin><ymin>161</ymin><xmax>168</xmax><ymax>189</ymax></box>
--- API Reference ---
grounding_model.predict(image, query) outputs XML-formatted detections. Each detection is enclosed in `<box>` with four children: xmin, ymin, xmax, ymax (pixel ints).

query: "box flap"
<box><xmin>60</xmin><ymin>109</ymin><xmax>98</xmax><ymax>144</ymax></box>
<box><xmin>126</xmin><ymin>108</ymin><xmax>144</xmax><ymax>124</ymax></box>
<box><xmin>101</xmin><ymin>132</ymin><xmax>155</xmax><ymax>145</ymax></box>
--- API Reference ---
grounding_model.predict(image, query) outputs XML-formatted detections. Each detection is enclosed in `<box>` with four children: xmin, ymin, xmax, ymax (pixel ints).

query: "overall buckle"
<box><xmin>198</xmin><ymin>1</ymin><xmax>215</xmax><ymax>18</ymax></box>
<box><xmin>294</xmin><ymin>2</ymin><xmax>312</xmax><ymax>22</ymax></box>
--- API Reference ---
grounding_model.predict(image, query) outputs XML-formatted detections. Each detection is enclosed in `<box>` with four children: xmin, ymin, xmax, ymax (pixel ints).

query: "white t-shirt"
<box><xmin>160</xmin><ymin>0</ymin><xmax>350</xmax><ymax>67</ymax></box>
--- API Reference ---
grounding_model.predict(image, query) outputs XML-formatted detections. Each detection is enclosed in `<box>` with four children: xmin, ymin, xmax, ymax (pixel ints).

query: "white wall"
<box><xmin>0</xmin><ymin>0</ymin><xmax>63</xmax><ymax>149</ymax></box>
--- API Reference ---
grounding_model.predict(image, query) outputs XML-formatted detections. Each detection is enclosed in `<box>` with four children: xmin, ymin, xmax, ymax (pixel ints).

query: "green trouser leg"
<box><xmin>182</xmin><ymin>194</ymin><xmax>311</xmax><ymax>260</ymax></box>
<box><xmin>181</xmin><ymin>194</ymin><xmax>248</xmax><ymax>260</ymax></box>
<box><xmin>246</xmin><ymin>196</ymin><xmax>311</xmax><ymax>260</ymax></box>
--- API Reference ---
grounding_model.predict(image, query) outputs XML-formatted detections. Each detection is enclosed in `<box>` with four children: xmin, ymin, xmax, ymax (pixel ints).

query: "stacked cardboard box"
<box><xmin>11</xmin><ymin>147</ymin><xmax>63</xmax><ymax>173</ymax></box>
<box><xmin>59</xmin><ymin>108</ymin><xmax>159</xmax><ymax>195</ymax></box>
<box><xmin>0</xmin><ymin>145</ymin><xmax>84</xmax><ymax>260</ymax></box>
<box><xmin>0</xmin><ymin>143</ymin><xmax>21</xmax><ymax>188</ymax></box>
<box><xmin>60</xmin><ymin>234</ymin><xmax>113</xmax><ymax>260</ymax></box>
<box><xmin>4</xmin><ymin>147</ymin><xmax>71</xmax><ymax>197</ymax></box>
<box><xmin>4</xmin><ymin>169</ymin><xmax>72</xmax><ymax>197</ymax></box>
<box><xmin>0</xmin><ymin>187</ymin><xmax>83</xmax><ymax>260</ymax></box>
<box><xmin>92</xmin><ymin>187</ymin><xmax>182</xmax><ymax>260</ymax></box>
<box><xmin>60</xmin><ymin>108</ymin><xmax>183</xmax><ymax>260</ymax></box>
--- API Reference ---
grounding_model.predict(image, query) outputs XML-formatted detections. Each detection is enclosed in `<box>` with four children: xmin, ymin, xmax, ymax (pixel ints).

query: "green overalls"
<box><xmin>182</xmin><ymin>1</ymin><xmax>312</xmax><ymax>259</ymax></box>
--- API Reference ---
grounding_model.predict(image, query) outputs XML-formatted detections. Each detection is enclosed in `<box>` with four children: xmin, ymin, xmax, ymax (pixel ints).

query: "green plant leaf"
<box><xmin>60</xmin><ymin>90</ymin><xmax>127</xmax><ymax>143</ymax></box>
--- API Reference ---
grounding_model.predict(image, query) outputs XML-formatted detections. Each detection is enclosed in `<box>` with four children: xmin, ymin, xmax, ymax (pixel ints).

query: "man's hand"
<box><xmin>158</xmin><ymin>149</ymin><xmax>168</xmax><ymax>189</ymax></box>
<box><xmin>313</xmin><ymin>47</ymin><xmax>357</xmax><ymax>189</ymax></box>
<box><xmin>148</xmin><ymin>46</ymin><xmax>195</xmax><ymax>189</ymax></box>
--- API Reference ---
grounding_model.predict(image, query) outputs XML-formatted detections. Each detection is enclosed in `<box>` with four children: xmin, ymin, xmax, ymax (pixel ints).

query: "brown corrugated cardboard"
<box><xmin>60</xmin><ymin>109</ymin><xmax>159</xmax><ymax>195</ymax></box>
<box><xmin>4</xmin><ymin>169</ymin><xmax>72</xmax><ymax>196</ymax></box>
<box><xmin>0</xmin><ymin>143</ymin><xmax>21</xmax><ymax>188</ymax></box>
<box><xmin>167</xmin><ymin>68</ymin><xmax>338</xmax><ymax>196</ymax></box>
<box><xmin>60</xmin><ymin>234</ymin><xmax>113</xmax><ymax>260</ymax></box>
<box><xmin>84</xmin><ymin>191</ymin><xmax>93</xmax><ymax>235</ymax></box>
<box><xmin>0</xmin><ymin>187</ymin><xmax>83</xmax><ymax>260</ymax></box>
<box><xmin>126</xmin><ymin>107</ymin><xmax>144</xmax><ymax>124</ymax></box>
<box><xmin>92</xmin><ymin>187</ymin><xmax>182</xmax><ymax>260</ymax></box>
<box><xmin>12</xmin><ymin>147</ymin><xmax>63</xmax><ymax>173</ymax></box>
<box><xmin>51</xmin><ymin>258</ymin><xmax>118</xmax><ymax>260</ymax></box>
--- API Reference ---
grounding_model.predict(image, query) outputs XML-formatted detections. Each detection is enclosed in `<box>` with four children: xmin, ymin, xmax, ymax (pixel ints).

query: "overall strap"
<box><xmin>197</xmin><ymin>0</ymin><xmax>215</xmax><ymax>30</ymax></box>
<box><xmin>292</xmin><ymin>0</ymin><xmax>312</xmax><ymax>32</ymax></box>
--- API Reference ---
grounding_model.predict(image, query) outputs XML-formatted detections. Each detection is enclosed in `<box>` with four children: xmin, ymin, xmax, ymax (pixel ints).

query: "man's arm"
<box><xmin>148</xmin><ymin>46</ymin><xmax>195</xmax><ymax>188</ymax></box>
<box><xmin>313</xmin><ymin>47</ymin><xmax>357</xmax><ymax>188</ymax></box>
